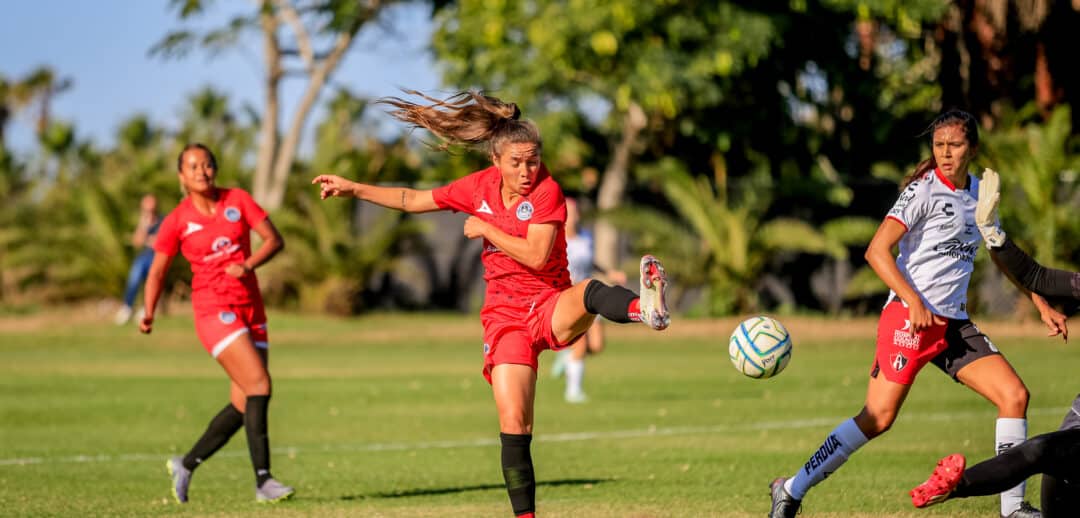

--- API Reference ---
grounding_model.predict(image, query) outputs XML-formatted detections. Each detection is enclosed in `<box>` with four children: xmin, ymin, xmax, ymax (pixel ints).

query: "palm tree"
<box><xmin>983</xmin><ymin>105</ymin><xmax>1080</xmax><ymax>269</ymax></box>
<box><xmin>612</xmin><ymin>159</ymin><xmax>867</xmax><ymax>315</ymax></box>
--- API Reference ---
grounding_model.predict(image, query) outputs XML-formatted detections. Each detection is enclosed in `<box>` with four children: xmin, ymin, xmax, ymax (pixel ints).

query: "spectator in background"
<box><xmin>115</xmin><ymin>194</ymin><xmax>161</xmax><ymax>325</ymax></box>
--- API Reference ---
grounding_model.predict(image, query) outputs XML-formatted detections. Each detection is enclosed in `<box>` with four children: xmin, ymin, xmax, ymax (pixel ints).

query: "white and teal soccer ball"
<box><xmin>729</xmin><ymin>316</ymin><xmax>792</xmax><ymax>379</ymax></box>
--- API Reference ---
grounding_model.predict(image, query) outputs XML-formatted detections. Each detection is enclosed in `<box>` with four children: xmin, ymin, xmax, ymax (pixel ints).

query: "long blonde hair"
<box><xmin>377</xmin><ymin>90</ymin><xmax>541</xmax><ymax>156</ymax></box>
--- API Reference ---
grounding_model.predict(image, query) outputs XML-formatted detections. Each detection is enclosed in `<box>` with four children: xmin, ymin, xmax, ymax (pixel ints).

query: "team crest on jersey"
<box><xmin>516</xmin><ymin>201</ymin><xmax>534</xmax><ymax>221</ymax></box>
<box><xmin>224</xmin><ymin>206</ymin><xmax>241</xmax><ymax>222</ymax></box>
<box><xmin>890</xmin><ymin>352</ymin><xmax>909</xmax><ymax>372</ymax></box>
<box><xmin>219</xmin><ymin>311</ymin><xmax>237</xmax><ymax>325</ymax></box>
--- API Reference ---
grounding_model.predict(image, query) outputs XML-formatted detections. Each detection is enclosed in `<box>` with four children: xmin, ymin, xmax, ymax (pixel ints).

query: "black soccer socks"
<box><xmin>583</xmin><ymin>279</ymin><xmax>637</xmax><ymax>323</ymax></box>
<box><xmin>182</xmin><ymin>402</ymin><xmax>244</xmax><ymax>471</ymax></box>
<box><xmin>500</xmin><ymin>432</ymin><xmax>536</xmax><ymax>516</ymax></box>
<box><xmin>244</xmin><ymin>395</ymin><xmax>273</xmax><ymax>487</ymax></box>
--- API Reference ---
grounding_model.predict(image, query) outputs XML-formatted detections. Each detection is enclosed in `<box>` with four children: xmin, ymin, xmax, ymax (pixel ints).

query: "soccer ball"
<box><xmin>729</xmin><ymin>315</ymin><xmax>792</xmax><ymax>379</ymax></box>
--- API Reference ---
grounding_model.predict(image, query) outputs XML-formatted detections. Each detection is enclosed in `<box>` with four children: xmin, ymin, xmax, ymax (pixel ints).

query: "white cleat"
<box><xmin>638</xmin><ymin>255</ymin><xmax>670</xmax><ymax>331</ymax></box>
<box><xmin>166</xmin><ymin>456</ymin><xmax>192</xmax><ymax>503</ymax></box>
<box><xmin>255</xmin><ymin>478</ymin><xmax>295</xmax><ymax>503</ymax></box>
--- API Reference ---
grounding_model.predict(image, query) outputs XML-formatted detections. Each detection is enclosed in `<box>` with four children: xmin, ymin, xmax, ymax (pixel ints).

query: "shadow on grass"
<box><xmin>339</xmin><ymin>478</ymin><xmax>614</xmax><ymax>501</ymax></box>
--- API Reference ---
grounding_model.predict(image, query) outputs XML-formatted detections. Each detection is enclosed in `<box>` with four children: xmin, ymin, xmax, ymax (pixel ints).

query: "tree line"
<box><xmin>1</xmin><ymin>0</ymin><xmax>1078</xmax><ymax>316</ymax></box>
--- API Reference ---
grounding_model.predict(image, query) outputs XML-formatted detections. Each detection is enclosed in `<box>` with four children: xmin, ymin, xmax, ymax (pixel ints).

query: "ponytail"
<box><xmin>377</xmin><ymin>90</ymin><xmax>541</xmax><ymax>156</ymax></box>
<box><xmin>900</xmin><ymin>158</ymin><xmax>936</xmax><ymax>190</ymax></box>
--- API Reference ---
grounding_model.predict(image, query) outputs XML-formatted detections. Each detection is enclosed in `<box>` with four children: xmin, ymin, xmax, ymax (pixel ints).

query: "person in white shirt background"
<box><xmin>551</xmin><ymin>198</ymin><xmax>627</xmax><ymax>403</ymax></box>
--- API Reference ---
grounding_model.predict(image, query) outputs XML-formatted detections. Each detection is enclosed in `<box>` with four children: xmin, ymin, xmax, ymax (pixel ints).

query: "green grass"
<box><xmin>0</xmin><ymin>311</ymin><xmax>1075</xmax><ymax>517</ymax></box>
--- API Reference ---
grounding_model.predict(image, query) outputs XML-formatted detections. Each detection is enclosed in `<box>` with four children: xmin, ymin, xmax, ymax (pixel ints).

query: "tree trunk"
<box><xmin>593</xmin><ymin>102</ymin><xmax>646</xmax><ymax>273</ymax></box>
<box><xmin>253</xmin><ymin>2</ymin><xmax>282</xmax><ymax>206</ymax></box>
<box><xmin>1033</xmin><ymin>40</ymin><xmax>1058</xmax><ymax>117</ymax></box>
<box><xmin>263</xmin><ymin>29</ymin><xmax>359</xmax><ymax>211</ymax></box>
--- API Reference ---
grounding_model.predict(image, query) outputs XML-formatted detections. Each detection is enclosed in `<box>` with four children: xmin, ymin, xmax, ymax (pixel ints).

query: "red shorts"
<box><xmin>480</xmin><ymin>289</ymin><xmax>580</xmax><ymax>384</ymax></box>
<box><xmin>193</xmin><ymin>302</ymin><xmax>268</xmax><ymax>358</ymax></box>
<box><xmin>871</xmin><ymin>301</ymin><xmax>949</xmax><ymax>385</ymax></box>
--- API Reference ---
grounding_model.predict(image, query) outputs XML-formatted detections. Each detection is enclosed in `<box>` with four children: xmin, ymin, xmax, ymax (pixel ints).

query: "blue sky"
<box><xmin>0</xmin><ymin>0</ymin><xmax>440</xmax><ymax>155</ymax></box>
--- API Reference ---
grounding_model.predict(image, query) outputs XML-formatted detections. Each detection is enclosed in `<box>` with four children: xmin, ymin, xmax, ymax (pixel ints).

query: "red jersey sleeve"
<box><xmin>153</xmin><ymin>211</ymin><xmax>181</xmax><ymax>256</ymax></box>
<box><xmin>432</xmin><ymin>170</ymin><xmax>483</xmax><ymax>214</ymax></box>
<box><xmin>234</xmin><ymin>189</ymin><xmax>268</xmax><ymax>228</ymax></box>
<box><xmin>528</xmin><ymin>175</ymin><xmax>566</xmax><ymax>226</ymax></box>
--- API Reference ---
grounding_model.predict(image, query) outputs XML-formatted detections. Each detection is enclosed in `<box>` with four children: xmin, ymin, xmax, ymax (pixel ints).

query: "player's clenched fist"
<box><xmin>463</xmin><ymin>216</ymin><xmax>488</xmax><ymax>239</ymax></box>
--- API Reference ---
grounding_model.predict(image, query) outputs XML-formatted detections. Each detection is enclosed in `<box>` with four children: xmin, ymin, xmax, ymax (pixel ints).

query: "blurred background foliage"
<box><xmin>1</xmin><ymin>0</ymin><xmax>1078</xmax><ymax>317</ymax></box>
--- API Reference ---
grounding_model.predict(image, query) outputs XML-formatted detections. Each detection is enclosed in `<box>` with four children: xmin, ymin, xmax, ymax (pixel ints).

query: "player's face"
<box><xmin>493</xmin><ymin>141</ymin><xmax>541</xmax><ymax>197</ymax></box>
<box><xmin>931</xmin><ymin>124</ymin><xmax>974</xmax><ymax>177</ymax></box>
<box><xmin>178</xmin><ymin>149</ymin><xmax>217</xmax><ymax>195</ymax></box>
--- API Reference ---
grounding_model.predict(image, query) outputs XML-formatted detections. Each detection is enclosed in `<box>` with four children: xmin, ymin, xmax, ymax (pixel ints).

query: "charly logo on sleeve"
<box><xmin>224</xmin><ymin>206</ymin><xmax>241</xmax><ymax>222</ymax></box>
<box><xmin>516</xmin><ymin>201</ymin><xmax>534</xmax><ymax>221</ymax></box>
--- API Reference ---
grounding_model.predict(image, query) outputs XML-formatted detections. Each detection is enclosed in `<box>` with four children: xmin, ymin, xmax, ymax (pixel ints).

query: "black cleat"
<box><xmin>1002</xmin><ymin>501</ymin><xmax>1041</xmax><ymax>518</ymax></box>
<box><xmin>769</xmin><ymin>477</ymin><xmax>801</xmax><ymax>518</ymax></box>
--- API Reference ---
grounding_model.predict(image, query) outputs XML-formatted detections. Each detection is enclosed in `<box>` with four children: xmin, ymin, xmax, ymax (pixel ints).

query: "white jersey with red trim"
<box><xmin>883</xmin><ymin>169</ymin><xmax>983</xmax><ymax>319</ymax></box>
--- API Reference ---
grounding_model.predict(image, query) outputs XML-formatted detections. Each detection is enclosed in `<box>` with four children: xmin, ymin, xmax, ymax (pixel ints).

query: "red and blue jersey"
<box><xmin>154</xmin><ymin>188</ymin><xmax>267</xmax><ymax>307</ymax></box>
<box><xmin>432</xmin><ymin>165</ymin><xmax>571</xmax><ymax>315</ymax></box>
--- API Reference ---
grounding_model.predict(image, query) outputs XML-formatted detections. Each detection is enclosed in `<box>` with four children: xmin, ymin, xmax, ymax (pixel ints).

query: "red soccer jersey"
<box><xmin>432</xmin><ymin>165</ymin><xmax>571</xmax><ymax>311</ymax></box>
<box><xmin>154</xmin><ymin>188</ymin><xmax>267</xmax><ymax>307</ymax></box>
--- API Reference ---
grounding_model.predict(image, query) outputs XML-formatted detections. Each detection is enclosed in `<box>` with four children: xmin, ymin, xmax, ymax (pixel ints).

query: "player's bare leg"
<box><xmin>217</xmin><ymin>335</ymin><xmax>293</xmax><ymax>502</ymax></box>
<box><xmin>492</xmin><ymin>364</ymin><xmax>538</xmax><ymax>517</ymax></box>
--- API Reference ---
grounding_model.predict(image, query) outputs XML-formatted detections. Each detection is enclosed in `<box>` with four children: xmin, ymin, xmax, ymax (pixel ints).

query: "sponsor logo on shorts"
<box><xmin>516</xmin><ymin>201</ymin><xmax>534</xmax><ymax>221</ymax></box>
<box><xmin>892</xmin><ymin>323</ymin><xmax>920</xmax><ymax>349</ymax></box>
<box><xmin>219</xmin><ymin>311</ymin><xmax>237</xmax><ymax>325</ymax></box>
<box><xmin>482</xmin><ymin>342</ymin><xmax>491</xmax><ymax>355</ymax></box>
<box><xmin>224</xmin><ymin>206</ymin><xmax>241</xmax><ymax>222</ymax></box>
<box><xmin>983</xmin><ymin>336</ymin><xmax>999</xmax><ymax>353</ymax></box>
<box><xmin>804</xmin><ymin>434</ymin><xmax>843</xmax><ymax>475</ymax></box>
<box><xmin>485</xmin><ymin>245</ymin><xmax>500</xmax><ymax>253</ymax></box>
<box><xmin>890</xmin><ymin>352</ymin><xmax>909</xmax><ymax>372</ymax></box>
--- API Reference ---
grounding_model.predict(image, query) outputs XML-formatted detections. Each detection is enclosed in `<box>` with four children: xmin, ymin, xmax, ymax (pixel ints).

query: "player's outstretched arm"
<box><xmin>312</xmin><ymin>174</ymin><xmax>440</xmax><ymax>213</ymax></box>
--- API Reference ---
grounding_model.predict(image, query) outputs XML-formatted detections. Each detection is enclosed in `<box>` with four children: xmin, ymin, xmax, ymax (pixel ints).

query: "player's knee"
<box><xmin>855</xmin><ymin>409</ymin><xmax>896</xmax><ymax>438</ymax></box>
<box><xmin>241</xmin><ymin>373</ymin><xmax>271</xmax><ymax>396</ymax></box>
<box><xmin>997</xmin><ymin>384</ymin><xmax>1030</xmax><ymax>414</ymax></box>
<box><xmin>497</xmin><ymin>412</ymin><xmax>532</xmax><ymax>435</ymax></box>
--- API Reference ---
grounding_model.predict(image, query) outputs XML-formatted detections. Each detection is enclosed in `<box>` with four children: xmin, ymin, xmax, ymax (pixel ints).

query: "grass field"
<box><xmin>0</xmin><ymin>310</ymin><xmax>1075</xmax><ymax>517</ymax></box>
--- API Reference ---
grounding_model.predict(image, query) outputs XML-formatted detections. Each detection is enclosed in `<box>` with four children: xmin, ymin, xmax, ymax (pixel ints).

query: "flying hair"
<box><xmin>377</xmin><ymin>90</ymin><xmax>542</xmax><ymax>156</ymax></box>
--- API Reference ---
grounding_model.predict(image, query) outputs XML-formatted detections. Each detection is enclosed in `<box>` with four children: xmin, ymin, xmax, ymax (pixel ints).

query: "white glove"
<box><xmin>975</xmin><ymin>168</ymin><xmax>1006</xmax><ymax>248</ymax></box>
